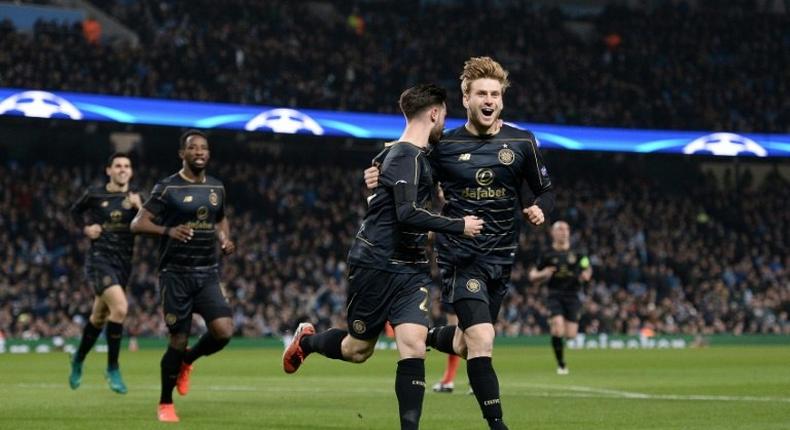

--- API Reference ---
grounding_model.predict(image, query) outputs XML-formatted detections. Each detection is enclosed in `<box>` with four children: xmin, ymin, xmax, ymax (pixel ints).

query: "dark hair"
<box><xmin>398</xmin><ymin>84</ymin><xmax>447</xmax><ymax>119</ymax></box>
<box><xmin>179</xmin><ymin>129</ymin><xmax>208</xmax><ymax>149</ymax></box>
<box><xmin>106</xmin><ymin>152</ymin><xmax>132</xmax><ymax>167</ymax></box>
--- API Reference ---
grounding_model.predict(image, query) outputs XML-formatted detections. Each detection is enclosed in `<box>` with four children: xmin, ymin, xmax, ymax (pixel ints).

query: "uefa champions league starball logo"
<box><xmin>244</xmin><ymin>108</ymin><xmax>324</xmax><ymax>135</ymax></box>
<box><xmin>0</xmin><ymin>91</ymin><xmax>83</xmax><ymax>119</ymax></box>
<box><xmin>683</xmin><ymin>133</ymin><xmax>767</xmax><ymax>157</ymax></box>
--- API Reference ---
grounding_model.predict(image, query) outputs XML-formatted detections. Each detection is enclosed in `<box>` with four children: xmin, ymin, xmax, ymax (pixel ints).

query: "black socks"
<box><xmin>159</xmin><ymin>347</ymin><xmax>184</xmax><ymax>404</ymax></box>
<box><xmin>551</xmin><ymin>336</ymin><xmax>565</xmax><ymax>368</ymax></box>
<box><xmin>74</xmin><ymin>321</ymin><xmax>103</xmax><ymax>363</ymax></box>
<box><xmin>467</xmin><ymin>357</ymin><xmax>506</xmax><ymax>429</ymax></box>
<box><xmin>301</xmin><ymin>328</ymin><xmax>347</xmax><ymax>360</ymax></box>
<box><xmin>426</xmin><ymin>325</ymin><xmax>457</xmax><ymax>355</ymax></box>
<box><xmin>184</xmin><ymin>333</ymin><xmax>230</xmax><ymax>364</ymax></box>
<box><xmin>395</xmin><ymin>358</ymin><xmax>425</xmax><ymax>430</ymax></box>
<box><xmin>105</xmin><ymin>321</ymin><xmax>123</xmax><ymax>370</ymax></box>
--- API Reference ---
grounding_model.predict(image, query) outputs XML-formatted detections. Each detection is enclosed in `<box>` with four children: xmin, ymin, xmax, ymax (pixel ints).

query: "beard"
<box><xmin>186</xmin><ymin>159</ymin><xmax>207</xmax><ymax>173</ymax></box>
<box><xmin>429</xmin><ymin>126</ymin><xmax>444</xmax><ymax>145</ymax></box>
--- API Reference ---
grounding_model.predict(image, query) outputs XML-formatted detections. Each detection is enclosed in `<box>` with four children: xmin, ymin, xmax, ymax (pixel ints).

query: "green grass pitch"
<box><xmin>2</xmin><ymin>345</ymin><xmax>789</xmax><ymax>429</ymax></box>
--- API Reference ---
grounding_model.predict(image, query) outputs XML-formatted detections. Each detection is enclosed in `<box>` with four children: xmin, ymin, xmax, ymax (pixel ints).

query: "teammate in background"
<box><xmin>69</xmin><ymin>153</ymin><xmax>142</xmax><ymax>394</ymax></box>
<box><xmin>529</xmin><ymin>221</ymin><xmax>591</xmax><ymax>374</ymax></box>
<box><xmin>283</xmin><ymin>84</ymin><xmax>484</xmax><ymax>430</ymax></box>
<box><xmin>365</xmin><ymin>57</ymin><xmax>555</xmax><ymax>430</ymax></box>
<box><xmin>131</xmin><ymin>130</ymin><xmax>235</xmax><ymax>423</ymax></box>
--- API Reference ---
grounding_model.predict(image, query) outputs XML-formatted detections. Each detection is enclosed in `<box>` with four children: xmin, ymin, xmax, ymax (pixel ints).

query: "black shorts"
<box><xmin>439</xmin><ymin>260</ymin><xmax>510</xmax><ymax>324</ymax></box>
<box><xmin>85</xmin><ymin>255</ymin><xmax>130</xmax><ymax>295</ymax></box>
<box><xmin>547</xmin><ymin>294</ymin><xmax>582</xmax><ymax>322</ymax></box>
<box><xmin>346</xmin><ymin>266</ymin><xmax>431</xmax><ymax>340</ymax></box>
<box><xmin>160</xmin><ymin>269</ymin><xmax>232</xmax><ymax>334</ymax></box>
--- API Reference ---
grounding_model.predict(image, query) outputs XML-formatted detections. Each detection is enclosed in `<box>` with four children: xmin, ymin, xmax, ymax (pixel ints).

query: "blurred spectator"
<box><xmin>81</xmin><ymin>16</ymin><xmax>101</xmax><ymax>45</ymax></box>
<box><xmin>0</xmin><ymin>1</ymin><xmax>787</xmax><ymax>132</ymax></box>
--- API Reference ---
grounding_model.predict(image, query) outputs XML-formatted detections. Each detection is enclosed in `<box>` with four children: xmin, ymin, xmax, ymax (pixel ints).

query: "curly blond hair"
<box><xmin>460</xmin><ymin>56</ymin><xmax>510</xmax><ymax>95</ymax></box>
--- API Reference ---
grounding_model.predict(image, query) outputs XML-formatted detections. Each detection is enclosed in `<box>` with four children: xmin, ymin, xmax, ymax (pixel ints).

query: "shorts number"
<box><xmin>419</xmin><ymin>287</ymin><xmax>429</xmax><ymax>312</ymax></box>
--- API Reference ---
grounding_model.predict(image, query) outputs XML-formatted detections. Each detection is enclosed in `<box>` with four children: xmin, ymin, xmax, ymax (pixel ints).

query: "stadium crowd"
<box><xmin>0</xmin><ymin>0</ymin><xmax>787</xmax><ymax>133</ymax></box>
<box><xmin>1</xmin><ymin>151</ymin><xmax>787</xmax><ymax>340</ymax></box>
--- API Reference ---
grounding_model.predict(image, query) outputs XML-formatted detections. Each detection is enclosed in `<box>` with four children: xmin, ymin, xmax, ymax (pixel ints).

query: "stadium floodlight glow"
<box><xmin>1</xmin><ymin>88</ymin><xmax>789</xmax><ymax>157</ymax></box>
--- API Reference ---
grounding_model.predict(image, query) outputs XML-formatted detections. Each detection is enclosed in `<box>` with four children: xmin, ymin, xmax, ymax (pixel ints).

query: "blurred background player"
<box><xmin>131</xmin><ymin>130</ymin><xmax>236</xmax><ymax>422</ymax></box>
<box><xmin>529</xmin><ymin>221</ymin><xmax>592</xmax><ymax>374</ymax></box>
<box><xmin>68</xmin><ymin>153</ymin><xmax>142</xmax><ymax>394</ymax></box>
<box><xmin>283</xmin><ymin>84</ymin><xmax>483</xmax><ymax>430</ymax></box>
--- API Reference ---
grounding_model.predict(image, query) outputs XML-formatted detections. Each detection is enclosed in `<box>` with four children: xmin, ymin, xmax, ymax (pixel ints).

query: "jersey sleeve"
<box><xmin>520</xmin><ymin>136</ymin><xmax>555</xmax><ymax>214</ymax></box>
<box><xmin>217</xmin><ymin>186</ymin><xmax>226</xmax><ymax>222</ymax></box>
<box><xmin>69</xmin><ymin>189</ymin><xmax>92</xmax><ymax>227</ymax></box>
<box><xmin>143</xmin><ymin>181</ymin><xmax>167</xmax><ymax>217</ymax></box>
<box><xmin>383</xmin><ymin>146</ymin><xmax>464</xmax><ymax>235</ymax></box>
<box><xmin>535</xmin><ymin>254</ymin><xmax>547</xmax><ymax>270</ymax></box>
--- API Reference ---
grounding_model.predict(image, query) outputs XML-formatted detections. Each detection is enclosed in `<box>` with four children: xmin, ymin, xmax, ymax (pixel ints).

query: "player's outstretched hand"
<box><xmin>84</xmin><ymin>224</ymin><xmax>102</xmax><ymax>239</ymax></box>
<box><xmin>522</xmin><ymin>205</ymin><xmax>545</xmax><ymax>225</ymax></box>
<box><xmin>463</xmin><ymin>215</ymin><xmax>484</xmax><ymax>237</ymax></box>
<box><xmin>168</xmin><ymin>225</ymin><xmax>194</xmax><ymax>243</ymax></box>
<box><xmin>221</xmin><ymin>240</ymin><xmax>236</xmax><ymax>255</ymax></box>
<box><xmin>363</xmin><ymin>165</ymin><xmax>380</xmax><ymax>190</ymax></box>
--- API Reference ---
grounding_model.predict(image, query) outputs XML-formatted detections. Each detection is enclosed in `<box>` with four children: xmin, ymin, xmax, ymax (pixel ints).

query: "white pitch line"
<box><xmin>513</xmin><ymin>382</ymin><xmax>790</xmax><ymax>403</ymax></box>
<box><xmin>515</xmin><ymin>382</ymin><xmax>649</xmax><ymax>398</ymax></box>
<box><xmin>7</xmin><ymin>382</ymin><xmax>790</xmax><ymax>403</ymax></box>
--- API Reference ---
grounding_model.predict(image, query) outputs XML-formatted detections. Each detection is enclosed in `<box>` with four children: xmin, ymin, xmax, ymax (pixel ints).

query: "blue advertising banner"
<box><xmin>1</xmin><ymin>88</ymin><xmax>788</xmax><ymax>157</ymax></box>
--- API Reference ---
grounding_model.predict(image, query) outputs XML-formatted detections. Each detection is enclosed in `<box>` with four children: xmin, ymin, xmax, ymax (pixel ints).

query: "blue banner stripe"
<box><xmin>1</xmin><ymin>88</ymin><xmax>788</xmax><ymax>157</ymax></box>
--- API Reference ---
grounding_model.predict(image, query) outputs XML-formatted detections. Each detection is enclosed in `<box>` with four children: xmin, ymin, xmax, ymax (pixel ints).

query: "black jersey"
<box><xmin>348</xmin><ymin>142</ymin><xmax>464</xmax><ymax>273</ymax></box>
<box><xmin>537</xmin><ymin>247</ymin><xmax>590</xmax><ymax>295</ymax></box>
<box><xmin>70</xmin><ymin>185</ymin><xmax>137</xmax><ymax>264</ymax></box>
<box><xmin>432</xmin><ymin>124</ymin><xmax>553</xmax><ymax>265</ymax></box>
<box><xmin>143</xmin><ymin>172</ymin><xmax>226</xmax><ymax>272</ymax></box>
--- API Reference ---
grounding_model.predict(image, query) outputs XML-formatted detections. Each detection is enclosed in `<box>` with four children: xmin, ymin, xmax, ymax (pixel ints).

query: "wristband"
<box><xmin>163</xmin><ymin>227</ymin><xmax>171</xmax><ymax>237</ymax></box>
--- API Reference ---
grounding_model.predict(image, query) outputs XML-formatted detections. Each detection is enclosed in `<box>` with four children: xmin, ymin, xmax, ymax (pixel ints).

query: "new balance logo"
<box><xmin>459</xmin><ymin>153</ymin><xmax>471</xmax><ymax>161</ymax></box>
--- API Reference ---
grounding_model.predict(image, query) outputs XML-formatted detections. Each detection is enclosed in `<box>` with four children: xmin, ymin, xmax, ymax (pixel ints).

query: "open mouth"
<box><xmin>481</xmin><ymin>108</ymin><xmax>495</xmax><ymax>118</ymax></box>
<box><xmin>194</xmin><ymin>158</ymin><xmax>206</xmax><ymax>165</ymax></box>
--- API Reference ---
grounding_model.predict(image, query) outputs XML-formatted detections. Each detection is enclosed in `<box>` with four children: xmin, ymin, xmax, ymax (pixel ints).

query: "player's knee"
<box><xmin>345</xmin><ymin>344</ymin><xmax>375</xmax><ymax>363</ymax></box>
<box><xmin>466</xmin><ymin>339</ymin><xmax>493</xmax><ymax>356</ymax></box>
<box><xmin>463</xmin><ymin>328</ymin><xmax>494</xmax><ymax>356</ymax></box>
<box><xmin>398</xmin><ymin>339</ymin><xmax>426</xmax><ymax>359</ymax></box>
<box><xmin>169</xmin><ymin>334</ymin><xmax>189</xmax><ymax>350</ymax></box>
<box><xmin>206</xmin><ymin>315</ymin><xmax>234</xmax><ymax>339</ymax></box>
<box><xmin>213</xmin><ymin>329</ymin><xmax>233</xmax><ymax>344</ymax></box>
<box><xmin>454</xmin><ymin>342</ymin><xmax>468</xmax><ymax>359</ymax></box>
<box><xmin>109</xmin><ymin>305</ymin><xmax>128</xmax><ymax>321</ymax></box>
<box><xmin>89</xmin><ymin>314</ymin><xmax>106</xmax><ymax>327</ymax></box>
